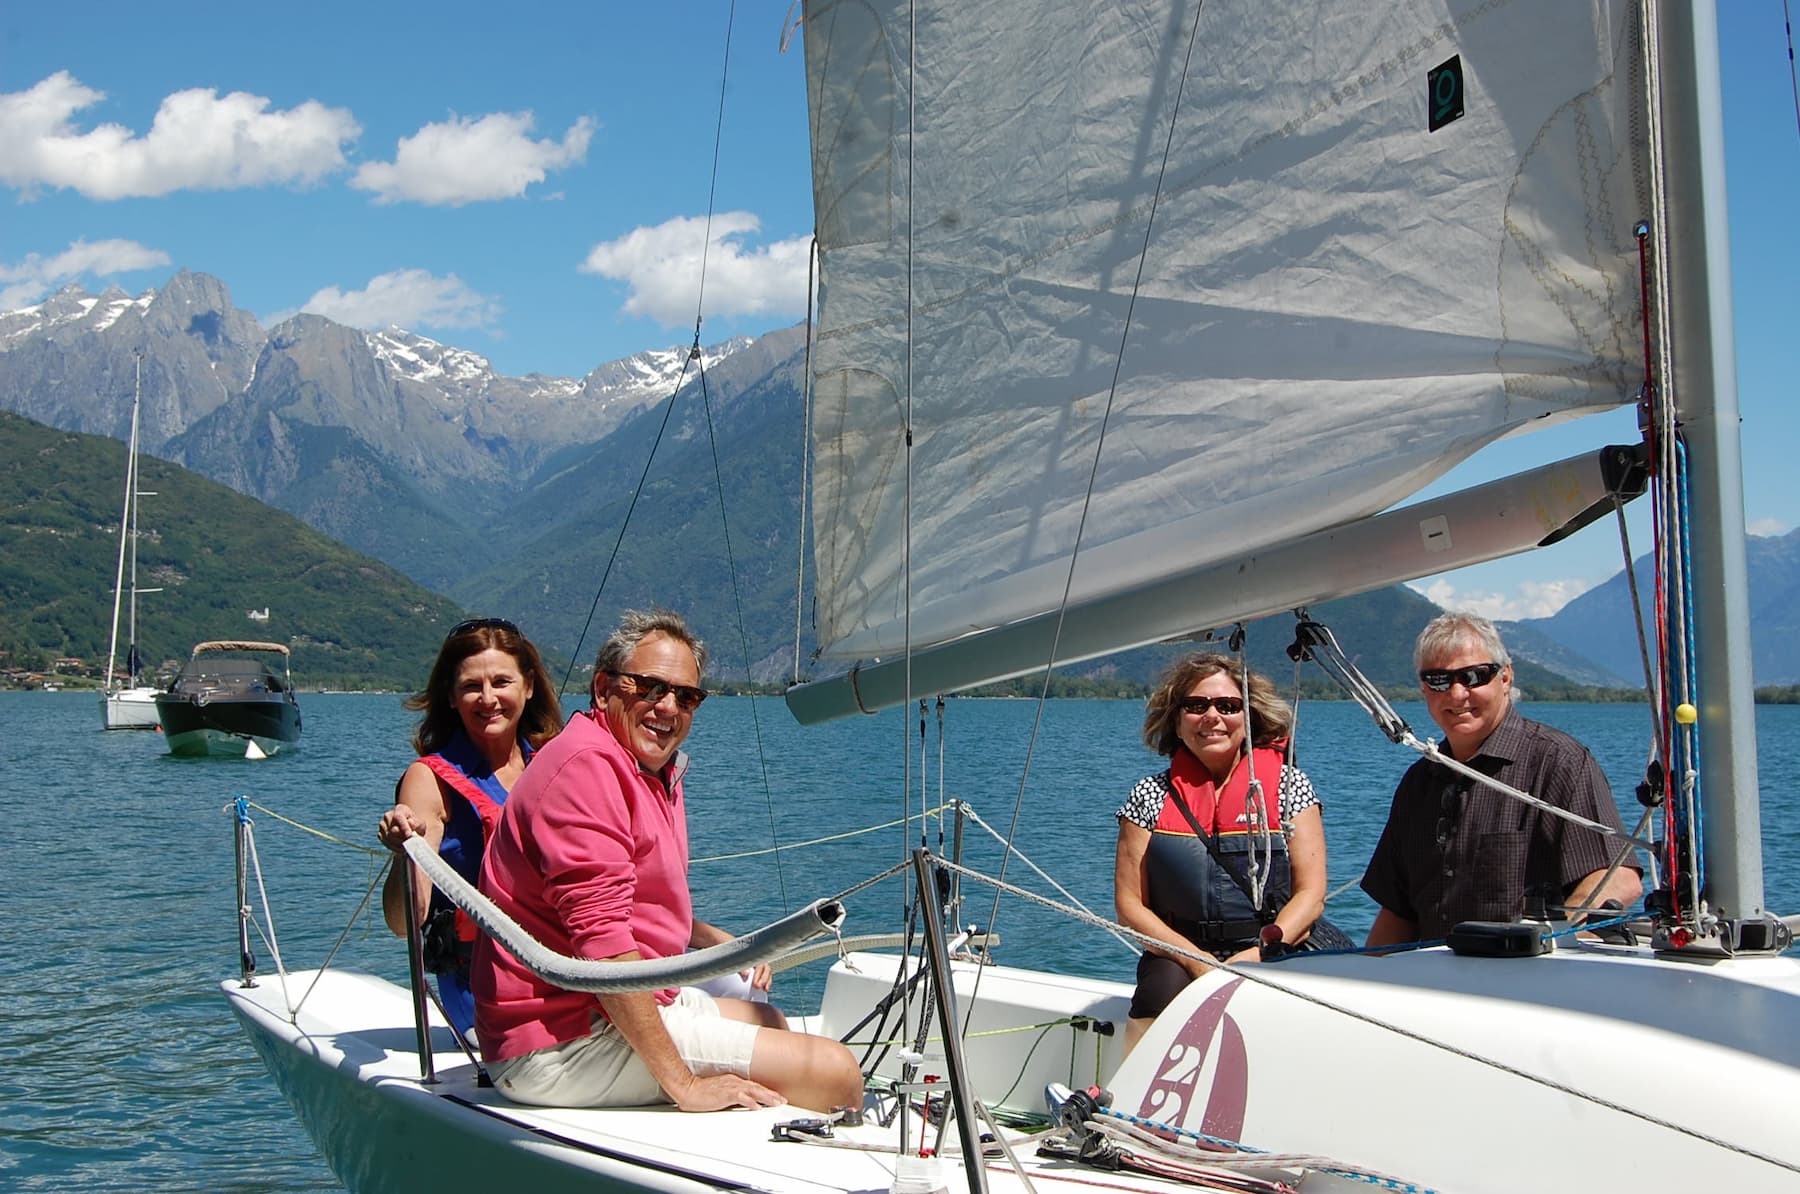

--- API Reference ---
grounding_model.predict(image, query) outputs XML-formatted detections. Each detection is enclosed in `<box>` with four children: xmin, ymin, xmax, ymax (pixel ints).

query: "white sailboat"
<box><xmin>225</xmin><ymin>3</ymin><xmax>1800</xmax><ymax>1192</ymax></box>
<box><xmin>99</xmin><ymin>354</ymin><xmax>161</xmax><ymax>730</ymax></box>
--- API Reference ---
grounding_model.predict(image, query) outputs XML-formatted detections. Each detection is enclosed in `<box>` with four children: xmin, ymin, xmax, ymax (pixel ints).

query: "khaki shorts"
<box><xmin>491</xmin><ymin>987</ymin><xmax>760</xmax><ymax>1107</ymax></box>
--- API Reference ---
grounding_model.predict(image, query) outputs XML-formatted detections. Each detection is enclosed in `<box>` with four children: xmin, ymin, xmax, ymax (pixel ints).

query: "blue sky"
<box><xmin>1</xmin><ymin>2</ymin><xmax>1794</xmax><ymax>620</ymax></box>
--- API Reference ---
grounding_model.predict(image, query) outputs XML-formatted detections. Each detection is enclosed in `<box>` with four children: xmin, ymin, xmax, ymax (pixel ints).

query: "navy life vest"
<box><xmin>1143</xmin><ymin>745</ymin><xmax>1292</xmax><ymax>946</ymax></box>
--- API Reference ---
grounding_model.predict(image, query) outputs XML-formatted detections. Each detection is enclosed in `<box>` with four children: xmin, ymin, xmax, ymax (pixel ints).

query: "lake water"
<box><xmin>4</xmin><ymin>690</ymin><xmax>1798</xmax><ymax>1191</ymax></box>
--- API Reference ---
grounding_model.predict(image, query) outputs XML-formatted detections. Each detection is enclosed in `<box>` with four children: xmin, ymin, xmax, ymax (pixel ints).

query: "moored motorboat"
<box><xmin>156</xmin><ymin>640</ymin><xmax>302</xmax><ymax>757</ymax></box>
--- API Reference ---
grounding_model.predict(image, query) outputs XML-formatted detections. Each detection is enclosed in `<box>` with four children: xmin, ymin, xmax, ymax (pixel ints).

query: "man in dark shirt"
<box><xmin>1361</xmin><ymin>613</ymin><xmax>1643</xmax><ymax>946</ymax></box>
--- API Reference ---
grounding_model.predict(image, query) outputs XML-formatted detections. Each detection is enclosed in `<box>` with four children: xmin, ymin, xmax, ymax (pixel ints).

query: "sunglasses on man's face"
<box><xmin>1418</xmin><ymin>662</ymin><xmax>1504</xmax><ymax>692</ymax></box>
<box><xmin>1435</xmin><ymin>786</ymin><xmax>1463</xmax><ymax>847</ymax></box>
<box><xmin>1178</xmin><ymin>695</ymin><xmax>1245</xmax><ymax>716</ymax></box>
<box><xmin>610</xmin><ymin>670</ymin><xmax>708</xmax><ymax>711</ymax></box>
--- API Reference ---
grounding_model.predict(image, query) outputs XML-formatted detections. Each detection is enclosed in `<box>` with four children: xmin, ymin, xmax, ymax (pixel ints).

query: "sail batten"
<box><xmin>803</xmin><ymin>0</ymin><xmax>1649</xmax><ymax>685</ymax></box>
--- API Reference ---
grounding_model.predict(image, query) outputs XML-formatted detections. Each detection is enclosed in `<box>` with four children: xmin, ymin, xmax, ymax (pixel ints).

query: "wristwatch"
<box><xmin>1258</xmin><ymin>923</ymin><xmax>1285</xmax><ymax>962</ymax></box>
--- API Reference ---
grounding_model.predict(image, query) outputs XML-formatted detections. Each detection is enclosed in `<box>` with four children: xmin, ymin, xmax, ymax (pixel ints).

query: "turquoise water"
<box><xmin>3</xmin><ymin>690</ymin><xmax>1798</xmax><ymax>1191</ymax></box>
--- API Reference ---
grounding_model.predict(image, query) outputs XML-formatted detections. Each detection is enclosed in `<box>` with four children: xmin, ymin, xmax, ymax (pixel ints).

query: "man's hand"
<box><xmin>671</xmin><ymin>1071</ymin><xmax>786</xmax><ymax>1112</ymax></box>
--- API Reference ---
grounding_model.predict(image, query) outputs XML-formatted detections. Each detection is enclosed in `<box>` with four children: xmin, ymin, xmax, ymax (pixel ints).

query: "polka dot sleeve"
<box><xmin>1279</xmin><ymin>765</ymin><xmax>1320</xmax><ymax>825</ymax></box>
<box><xmin>1115</xmin><ymin>772</ymin><xmax>1170</xmax><ymax>830</ymax></box>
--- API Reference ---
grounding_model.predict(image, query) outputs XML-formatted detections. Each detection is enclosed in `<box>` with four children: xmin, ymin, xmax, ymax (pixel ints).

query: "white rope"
<box><xmin>1399</xmin><ymin>732</ymin><xmax>1657</xmax><ymax>853</ymax></box>
<box><xmin>401</xmin><ymin>836</ymin><xmax>844</xmax><ymax>993</ymax></box>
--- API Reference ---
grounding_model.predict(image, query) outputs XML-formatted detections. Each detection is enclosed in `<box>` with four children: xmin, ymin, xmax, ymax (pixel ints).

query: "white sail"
<box><xmin>803</xmin><ymin>0</ymin><xmax>1650</xmax><ymax>672</ymax></box>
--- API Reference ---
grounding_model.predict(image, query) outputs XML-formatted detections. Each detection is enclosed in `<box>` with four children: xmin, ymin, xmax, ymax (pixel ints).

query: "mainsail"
<box><xmin>799</xmin><ymin>1</ymin><xmax>1651</xmax><ymax>701</ymax></box>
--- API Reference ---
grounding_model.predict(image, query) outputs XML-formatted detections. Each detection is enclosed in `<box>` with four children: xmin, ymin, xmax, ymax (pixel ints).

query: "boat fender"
<box><xmin>1446</xmin><ymin>920</ymin><xmax>1551</xmax><ymax>958</ymax></box>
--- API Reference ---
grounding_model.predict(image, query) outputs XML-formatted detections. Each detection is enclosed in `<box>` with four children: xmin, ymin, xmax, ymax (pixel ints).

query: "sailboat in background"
<box><xmin>225</xmin><ymin>3</ymin><xmax>1800</xmax><ymax>1192</ymax></box>
<box><xmin>99</xmin><ymin>354</ymin><xmax>161</xmax><ymax>731</ymax></box>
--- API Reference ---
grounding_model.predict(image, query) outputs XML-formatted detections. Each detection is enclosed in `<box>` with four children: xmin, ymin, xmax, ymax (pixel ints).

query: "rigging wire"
<box><xmin>696</xmin><ymin>356</ymin><xmax>791</xmax><ymax>913</ymax></box>
<box><xmin>971</xmin><ymin>0</ymin><xmax>1211</xmax><ymax>1017</ymax></box>
<box><xmin>1787</xmin><ymin>0</ymin><xmax>1800</xmax><ymax>140</ymax></box>
<box><xmin>558</xmin><ymin>1</ymin><xmax>741</xmax><ymax>695</ymax></box>
<box><xmin>1637</xmin><ymin>0</ymin><xmax>1706</xmax><ymax>925</ymax></box>
<box><xmin>793</xmin><ymin>238</ymin><xmax>819</xmax><ymax>685</ymax></box>
<box><xmin>896</xmin><ymin>0</ymin><xmax>921</xmax><ymax>1090</ymax></box>
<box><xmin>555</xmin><ymin>359</ymin><xmax>695</xmax><ymax>698</ymax></box>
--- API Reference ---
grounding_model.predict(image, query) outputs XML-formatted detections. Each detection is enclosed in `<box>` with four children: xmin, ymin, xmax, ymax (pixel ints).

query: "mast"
<box><xmin>125</xmin><ymin>355</ymin><xmax>144</xmax><ymax>686</ymax></box>
<box><xmin>103</xmin><ymin>357</ymin><xmax>141</xmax><ymax>696</ymax></box>
<box><xmin>1654</xmin><ymin>2</ymin><xmax>1764</xmax><ymax>921</ymax></box>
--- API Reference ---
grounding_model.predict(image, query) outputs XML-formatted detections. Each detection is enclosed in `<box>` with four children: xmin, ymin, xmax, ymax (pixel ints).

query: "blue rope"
<box><xmin>1267</xmin><ymin>916</ymin><xmax>1631</xmax><ymax>961</ymax></box>
<box><xmin>1093</xmin><ymin>1105</ymin><xmax>1438</xmax><ymax>1192</ymax></box>
<box><xmin>234</xmin><ymin>794</ymin><xmax>250</xmax><ymax>824</ymax></box>
<box><xmin>1674</xmin><ymin>440</ymin><xmax>1704</xmax><ymax>888</ymax></box>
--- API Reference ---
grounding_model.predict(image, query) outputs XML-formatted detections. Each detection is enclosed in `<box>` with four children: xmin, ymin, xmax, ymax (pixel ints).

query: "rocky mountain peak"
<box><xmin>368</xmin><ymin>326</ymin><xmax>495</xmax><ymax>389</ymax></box>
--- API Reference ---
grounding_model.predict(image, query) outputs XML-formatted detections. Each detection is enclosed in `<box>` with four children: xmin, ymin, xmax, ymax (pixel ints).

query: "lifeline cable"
<box><xmin>694</xmin><ymin>352</ymin><xmax>791</xmax><ymax>914</ymax></box>
<box><xmin>968</xmin><ymin>0</ymin><xmax>1212</xmax><ymax>1044</ymax></box>
<box><xmin>557</xmin><ymin>1</ymin><xmax>738</xmax><ymax>693</ymax></box>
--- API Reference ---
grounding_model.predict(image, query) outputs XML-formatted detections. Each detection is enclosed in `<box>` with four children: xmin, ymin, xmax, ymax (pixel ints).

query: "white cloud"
<box><xmin>351</xmin><ymin>112</ymin><xmax>593</xmax><ymax>206</ymax></box>
<box><xmin>295</xmin><ymin>269</ymin><xmax>501</xmax><ymax>331</ymax></box>
<box><xmin>580</xmin><ymin>212</ymin><xmax>811</xmax><ymax>327</ymax></box>
<box><xmin>1747</xmin><ymin>518</ymin><xmax>1791</xmax><ymax>538</ymax></box>
<box><xmin>0</xmin><ymin>72</ymin><xmax>357</xmax><ymax>199</ymax></box>
<box><xmin>1410</xmin><ymin>576</ymin><xmax>1595</xmax><ymax>621</ymax></box>
<box><xmin>0</xmin><ymin>237</ymin><xmax>171</xmax><ymax>308</ymax></box>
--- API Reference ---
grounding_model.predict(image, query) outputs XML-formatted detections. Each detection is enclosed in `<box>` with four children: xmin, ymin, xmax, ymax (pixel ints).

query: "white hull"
<box><xmin>227</xmin><ymin>944</ymin><xmax>1800</xmax><ymax>1194</ymax></box>
<box><xmin>99</xmin><ymin>687</ymin><xmax>161</xmax><ymax>730</ymax></box>
<box><xmin>163</xmin><ymin>726</ymin><xmax>291</xmax><ymax>758</ymax></box>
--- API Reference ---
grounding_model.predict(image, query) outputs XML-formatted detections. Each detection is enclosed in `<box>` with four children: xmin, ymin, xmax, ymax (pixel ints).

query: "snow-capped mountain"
<box><xmin>0</xmin><ymin>270</ymin><xmax>799</xmax><ymax>589</ymax></box>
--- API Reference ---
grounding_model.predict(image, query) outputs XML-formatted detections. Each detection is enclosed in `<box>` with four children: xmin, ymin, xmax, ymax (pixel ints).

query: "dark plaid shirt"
<box><xmin>1360</xmin><ymin>707</ymin><xmax>1639</xmax><ymax>940</ymax></box>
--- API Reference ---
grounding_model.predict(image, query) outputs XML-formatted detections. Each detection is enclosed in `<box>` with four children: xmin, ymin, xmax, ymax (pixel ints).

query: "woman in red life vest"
<box><xmin>1114</xmin><ymin>652</ymin><xmax>1336</xmax><ymax>1054</ymax></box>
<box><xmin>376</xmin><ymin>617</ymin><xmax>564</xmax><ymax>1038</ymax></box>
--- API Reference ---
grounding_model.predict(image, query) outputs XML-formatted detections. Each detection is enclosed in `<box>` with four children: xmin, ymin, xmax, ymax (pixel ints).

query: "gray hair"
<box><xmin>1413</xmin><ymin>611</ymin><xmax>1511</xmax><ymax>672</ymax></box>
<box><xmin>593</xmin><ymin>608</ymin><xmax>707</xmax><ymax>682</ymax></box>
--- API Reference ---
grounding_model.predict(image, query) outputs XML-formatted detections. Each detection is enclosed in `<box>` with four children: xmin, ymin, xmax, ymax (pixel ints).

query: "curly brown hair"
<box><xmin>1141</xmin><ymin>652</ymin><xmax>1293</xmax><ymax>757</ymax></box>
<box><xmin>404</xmin><ymin>620</ymin><xmax>564</xmax><ymax>756</ymax></box>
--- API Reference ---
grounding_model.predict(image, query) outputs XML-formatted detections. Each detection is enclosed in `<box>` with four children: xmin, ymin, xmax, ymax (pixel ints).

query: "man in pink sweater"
<box><xmin>472</xmin><ymin>609</ymin><xmax>863</xmax><ymax>1112</ymax></box>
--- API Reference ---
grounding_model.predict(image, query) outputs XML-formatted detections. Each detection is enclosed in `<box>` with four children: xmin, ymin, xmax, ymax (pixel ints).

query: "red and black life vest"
<box><xmin>1143</xmin><ymin>745</ymin><xmax>1293</xmax><ymax>948</ymax></box>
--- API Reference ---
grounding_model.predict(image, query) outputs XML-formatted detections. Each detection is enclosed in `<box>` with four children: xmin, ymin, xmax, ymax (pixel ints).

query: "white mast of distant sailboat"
<box><xmin>103</xmin><ymin>354</ymin><xmax>143</xmax><ymax>696</ymax></box>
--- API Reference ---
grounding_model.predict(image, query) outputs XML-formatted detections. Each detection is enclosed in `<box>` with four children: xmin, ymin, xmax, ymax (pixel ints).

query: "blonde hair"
<box><xmin>1141</xmin><ymin>652</ymin><xmax>1292</xmax><ymax>757</ymax></box>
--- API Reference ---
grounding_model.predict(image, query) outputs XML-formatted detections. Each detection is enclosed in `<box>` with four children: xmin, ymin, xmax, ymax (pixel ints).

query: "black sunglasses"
<box><xmin>1436</xmin><ymin>786</ymin><xmax>1463</xmax><ymax>847</ymax></box>
<box><xmin>610</xmin><ymin>670</ymin><xmax>708</xmax><ymax>711</ymax></box>
<box><xmin>448</xmin><ymin>616</ymin><xmax>520</xmax><ymax>639</ymax></box>
<box><xmin>1178</xmin><ymin>695</ymin><xmax>1245</xmax><ymax>716</ymax></box>
<box><xmin>1418</xmin><ymin>662</ymin><xmax>1504</xmax><ymax>692</ymax></box>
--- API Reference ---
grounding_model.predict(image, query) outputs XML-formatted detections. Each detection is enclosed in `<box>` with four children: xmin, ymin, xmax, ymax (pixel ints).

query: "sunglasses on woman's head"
<box><xmin>1178</xmin><ymin>695</ymin><xmax>1244</xmax><ymax>716</ymax></box>
<box><xmin>1418</xmin><ymin>662</ymin><xmax>1504</xmax><ymax>692</ymax></box>
<box><xmin>610</xmin><ymin>670</ymin><xmax>708</xmax><ymax>711</ymax></box>
<box><xmin>448</xmin><ymin>616</ymin><xmax>519</xmax><ymax>639</ymax></box>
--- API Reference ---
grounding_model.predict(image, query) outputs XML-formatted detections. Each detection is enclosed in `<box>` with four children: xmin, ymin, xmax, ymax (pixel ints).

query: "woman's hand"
<box><xmin>1222</xmin><ymin>946</ymin><xmax>1261</xmax><ymax>966</ymax></box>
<box><xmin>377</xmin><ymin>804</ymin><xmax>426</xmax><ymax>852</ymax></box>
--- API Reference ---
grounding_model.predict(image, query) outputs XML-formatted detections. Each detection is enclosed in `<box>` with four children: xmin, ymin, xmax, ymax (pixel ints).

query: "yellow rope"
<box><xmin>844</xmin><ymin>1016</ymin><xmax>1086</xmax><ymax>1051</ymax></box>
<box><xmin>239</xmin><ymin>799</ymin><xmax>386</xmax><ymax>856</ymax></box>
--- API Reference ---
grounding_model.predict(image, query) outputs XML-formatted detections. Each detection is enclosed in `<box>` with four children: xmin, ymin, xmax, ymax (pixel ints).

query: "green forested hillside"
<box><xmin>0</xmin><ymin>411</ymin><xmax>472</xmax><ymax>689</ymax></box>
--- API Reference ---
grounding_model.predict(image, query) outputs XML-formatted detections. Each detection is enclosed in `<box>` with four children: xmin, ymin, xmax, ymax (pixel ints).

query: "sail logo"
<box><xmin>1133</xmin><ymin>978</ymin><xmax>1249</xmax><ymax>1140</ymax></box>
<box><xmin>1429</xmin><ymin>55</ymin><xmax>1465</xmax><ymax>132</ymax></box>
